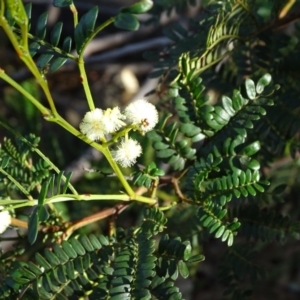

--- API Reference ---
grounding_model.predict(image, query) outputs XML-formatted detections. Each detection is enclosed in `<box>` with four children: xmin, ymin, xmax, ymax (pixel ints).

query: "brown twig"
<box><xmin>63</xmin><ymin>203</ymin><xmax>129</xmax><ymax>239</ymax></box>
<box><xmin>170</xmin><ymin>169</ymin><xmax>194</xmax><ymax>204</ymax></box>
<box><xmin>9</xmin><ymin>203</ymin><xmax>129</xmax><ymax>240</ymax></box>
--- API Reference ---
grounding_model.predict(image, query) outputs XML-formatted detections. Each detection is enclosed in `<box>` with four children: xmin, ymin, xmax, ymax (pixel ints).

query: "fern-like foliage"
<box><xmin>146</xmin><ymin>1</ymin><xmax>257</xmax><ymax>79</ymax></box>
<box><xmin>147</xmin><ymin>113</ymin><xmax>201</xmax><ymax>170</ymax></box>
<box><xmin>145</xmin><ymin>0</ymin><xmax>300</xmax><ymax>169</ymax></box>
<box><xmin>0</xmin><ymin>134</ymin><xmax>50</xmax><ymax>194</ymax></box>
<box><xmin>1</xmin><ymin>0</ymin><xmax>300</xmax><ymax>299</ymax></box>
<box><xmin>1</xmin><ymin>207</ymin><xmax>201</xmax><ymax>300</ymax></box>
<box><xmin>145</xmin><ymin>0</ymin><xmax>300</xmax><ymax>290</ymax></box>
<box><xmin>146</xmin><ymin>71</ymin><xmax>276</xmax><ymax>248</ymax></box>
<box><xmin>177</xmin><ymin>58</ymin><xmax>276</xmax><ymax>145</ymax></box>
<box><xmin>132</xmin><ymin>161</ymin><xmax>165</xmax><ymax>188</ymax></box>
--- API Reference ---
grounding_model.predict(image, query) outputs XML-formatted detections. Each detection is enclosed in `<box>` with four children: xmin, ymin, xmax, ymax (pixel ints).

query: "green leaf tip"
<box><xmin>75</xmin><ymin>6</ymin><xmax>99</xmax><ymax>54</ymax></box>
<box><xmin>114</xmin><ymin>13</ymin><xmax>140</xmax><ymax>31</ymax></box>
<box><xmin>256</xmin><ymin>73</ymin><xmax>272</xmax><ymax>93</ymax></box>
<box><xmin>121</xmin><ymin>0</ymin><xmax>153</xmax><ymax>14</ymax></box>
<box><xmin>239</xmin><ymin>141</ymin><xmax>261</xmax><ymax>156</ymax></box>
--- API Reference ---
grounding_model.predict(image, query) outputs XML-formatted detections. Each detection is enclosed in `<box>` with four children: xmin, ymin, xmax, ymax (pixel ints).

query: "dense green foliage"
<box><xmin>1</xmin><ymin>0</ymin><xmax>300</xmax><ymax>299</ymax></box>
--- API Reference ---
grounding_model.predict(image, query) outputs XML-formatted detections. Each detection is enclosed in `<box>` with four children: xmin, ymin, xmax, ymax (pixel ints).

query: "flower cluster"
<box><xmin>80</xmin><ymin>99</ymin><xmax>158</xmax><ymax>141</ymax></box>
<box><xmin>0</xmin><ymin>206</ymin><xmax>11</xmax><ymax>234</ymax></box>
<box><xmin>80</xmin><ymin>107</ymin><xmax>126</xmax><ymax>141</ymax></box>
<box><xmin>80</xmin><ymin>99</ymin><xmax>158</xmax><ymax>168</ymax></box>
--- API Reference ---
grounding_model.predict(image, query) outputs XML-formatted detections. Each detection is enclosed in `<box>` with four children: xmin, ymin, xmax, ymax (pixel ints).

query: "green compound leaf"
<box><xmin>132</xmin><ymin>162</ymin><xmax>165</xmax><ymax>188</ymax></box>
<box><xmin>114</xmin><ymin>13</ymin><xmax>140</xmax><ymax>31</ymax></box>
<box><xmin>149</xmin><ymin>111</ymin><xmax>199</xmax><ymax>170</ymax></box>
<box><xmin>74</xmin><ymin>6</ymin><xmax>98</xmax><ymax>54</ymax></box>
<box><xmin>121</xmin><ymin>0</ymin><xmax>153</xmax><ymax>14</ymax></box>
<box><xmin>141</xmin><ymin>207</ymin><xmax>167</xmax><ymax>235</ymax></box>
<box><xmin>197</xmin><ymin>205</ymin><xmax>242</xmax><ymax>246</ymax></box>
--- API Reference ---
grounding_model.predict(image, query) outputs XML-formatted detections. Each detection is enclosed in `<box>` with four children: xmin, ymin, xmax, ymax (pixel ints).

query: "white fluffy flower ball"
<box><xmin>80</xmin><ymin>107</ymin><xmax>127</xmax><ymax>141</ymax></box>
<box><xmin>101</xmin><ymin>107</ymin><xmax>126</xmax><ymax>134</ymax></box>
<box><xmin>124</xmin><ymin>99</ymin><xmax>158</xmax><ymax>133</ymax></box>
<box><xmin>0</xmin><ymin>206</ymin><xmax>11</xmax><ymax>234</ymax></box>
<box><xmin>112</xmin><ymin>138</ymin><xmax>142</xmax><ymax>168</ymax></box>
<box><xmin>80</xmin><ymin>108</ymin><xmax>105</xmax><ymax>141</ymax></box>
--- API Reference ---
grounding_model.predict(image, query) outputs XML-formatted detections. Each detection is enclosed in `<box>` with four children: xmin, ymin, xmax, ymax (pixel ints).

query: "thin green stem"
<box><xmin>159</xmin><ymin>202</ymin><xmax>177</xmax><ymax>211</ymax></box>
<box><xmin>22</xmin><ymin>55</ymin><xmax>58</xmax><ymax>114</ymax></box>
<box><xmin>150</xmin><ymin>177</ymin><xmax>159</xmax><ymax>199</ymax></box>
<box><xmin>4</xmin><ymin>202</ymin><xmax>36</xmax><ymax>210</ymax></box>
<box><xmin>0</xmin><ymin>199</ymin><xmax>33</xmax><ymax>206</ymax></box>
<box><xmin>0</xmin><ymin>10</ymin><xmax>21</xmax><ymax>55</ymax></box>
<box><xmin>134</xmin><ymin>195</ymin><xmax>157</xmax><ymax>204</ymax></box>
<box><xmin>70</xmin><ymin>3</ymin><xmax>78</xmax><ymax>27</ymax></box>
<box><xmin>77</xmin><ymin>60</ymin><xmax>95</xmax><ymax>110</ymax></box>
<box><xmin>104</xmin><ymin>125</ymin><xmax>138</xmax><ymax>147</ymax></box>
<box><xmin>157</xmin><ymin>189</ymin><xmax>177</xmax><ymax>202</ymax></box>
<box><xmin>101</xmin><ymin>147</ymin><xmax>136</xmax><ymax>197</ymax></box>
<box><xmin>0</xmin><ymin>192</ymin><xmax>157</xmax><ymax>208</ymax></box>
<box><xmin>76</xmin><ymin>17</ymin><xmax>115</xmax><ymax>111</ymax></box>
<box><xmin>47</xmin><ymin>193</ymin><xmax>132</xmax><ymax>203</ymax></box>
